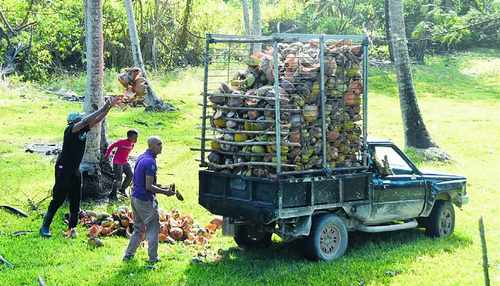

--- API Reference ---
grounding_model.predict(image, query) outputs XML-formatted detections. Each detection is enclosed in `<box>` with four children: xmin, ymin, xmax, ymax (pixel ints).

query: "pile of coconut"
<box><xmin>205</xmin><ymin>39</ymin><xmax>364</xmax><ymax>177</ymax></box>
<box><xmin>74</xmin><ymin>207</ymin><xmax>222</xmax><ymax>247</ymax></box>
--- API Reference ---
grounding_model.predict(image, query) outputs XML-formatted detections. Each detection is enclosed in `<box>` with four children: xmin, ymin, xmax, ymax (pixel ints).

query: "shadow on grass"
<box><xmin>181</xmin><ymin>229</ymin><xmax>472</xmax><ymax>286</ymax></box>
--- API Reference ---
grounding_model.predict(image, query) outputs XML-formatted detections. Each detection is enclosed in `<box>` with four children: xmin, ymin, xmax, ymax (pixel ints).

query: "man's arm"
<box><xmin>104</xmin><ymin>140</ymin><xmax>119</xmax><ymax>160</ymax></box>
<box><xmin>72</xmin><ymin>97</ymin><xmax>121</xmax><ymax>133</ymax></box>
<box><xmin>145</xmin><ymin>175</ymin><xmax>175</xmax><ymax>196</ymax></box>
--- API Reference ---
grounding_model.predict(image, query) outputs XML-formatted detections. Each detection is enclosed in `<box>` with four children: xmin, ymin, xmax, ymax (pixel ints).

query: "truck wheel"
<box><xmin>234</xmin><ymin>225</ymin><xmax>272</xmax><ymax>248</ymax></box>
<box><xmin>426</xmin><ymin>200</ymin><xmax>455</xmax><ymax>238</ymax></box>
<box><xmin>305</xmin><ymin>214</ymin><xmax>348</xmax><ymax>261</ymax></box>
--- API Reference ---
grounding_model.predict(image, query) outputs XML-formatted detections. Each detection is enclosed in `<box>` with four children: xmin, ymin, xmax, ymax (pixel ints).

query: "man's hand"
<box><xmin>160</xmin><ymin>185</ymin><xmax>175</xmax><ymax>197</ymax></box>
<box><xmin>105</xmin><ymin>95</ymin><xmax>123</xmax><ymax>107</ymax></box>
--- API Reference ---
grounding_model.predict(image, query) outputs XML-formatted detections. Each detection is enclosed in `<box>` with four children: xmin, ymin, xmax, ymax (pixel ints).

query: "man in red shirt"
<box><xmin>104</xmin><ymin>129</ymin><xmax>138</xmax><ymax>201</ymax></box>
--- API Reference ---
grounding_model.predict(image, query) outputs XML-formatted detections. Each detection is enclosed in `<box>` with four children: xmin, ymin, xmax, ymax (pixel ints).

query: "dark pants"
<box><xmin>110</xmin><ymin>163</ymin><xmax>133</xmax><ymax>197</ymax></box>
<box><xmin>44</xmin><ymin>165</ymin><xmax>82</xmax><ymax>228</ymax></box>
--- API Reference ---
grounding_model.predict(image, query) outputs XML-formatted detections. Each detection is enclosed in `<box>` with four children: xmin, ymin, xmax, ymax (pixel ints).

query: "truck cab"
<box><xmin>360</xmin><ymin>140</ymin><xmax>468</xmax><ymax>225</ymax></box>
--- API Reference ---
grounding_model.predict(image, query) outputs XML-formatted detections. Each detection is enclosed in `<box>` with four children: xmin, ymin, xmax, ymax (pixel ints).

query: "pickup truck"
<box><xmin>199</xmin><ymin>140</ymin><xmax>468</xmax><ymax>261</ymax></box>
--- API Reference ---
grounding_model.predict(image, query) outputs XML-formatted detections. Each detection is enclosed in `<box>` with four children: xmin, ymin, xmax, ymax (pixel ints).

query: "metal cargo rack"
<box><xmin>195</xmin><ymin>33</ymin><xmax>369</xmax><ymax>178</ymax></box>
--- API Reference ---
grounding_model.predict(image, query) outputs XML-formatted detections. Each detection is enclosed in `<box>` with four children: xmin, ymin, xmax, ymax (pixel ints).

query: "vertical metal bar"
<box><xmin>319</xmin><ymin>35</ymin><xmax>327</xmax><ymax>169</ymax></box>
<box><xmin>362</xmin><ymin>36</ymin><xmax>369</xmax><ymax>167</ymax></box>
<box><xmin>278</xmin><ymin>183</ymin><xmax>283</xmax><ymax>218</ymax></box>
<box><xmin>310</xmin><ymin>181</ymin><xmax>315</xmax><ymax>206</ymax></box>
<box><xmin>227</xmin><ymin>43</ymin><xmax>231</xmax><ymax>83</ymax></box>
<box><xmin>273</xmin><ymin>39</ymin><xmax>282</xmax><ymax>175</ymax></box>
<box><xmin>339</xmin><ymin>177</ymin><xmax>344</xmax><ymax>204</ymax></box>
<box><xmin>200</xmin><ymin>34</ymin><xmax>210</xmax><ymax>166</ymax></box>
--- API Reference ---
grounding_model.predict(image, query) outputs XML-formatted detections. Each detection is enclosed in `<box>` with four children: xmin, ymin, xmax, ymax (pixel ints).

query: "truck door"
<box><xmin>369</xmin><ymin>145</ymin><xmax>427</xmax><ymax>223</ymax></box>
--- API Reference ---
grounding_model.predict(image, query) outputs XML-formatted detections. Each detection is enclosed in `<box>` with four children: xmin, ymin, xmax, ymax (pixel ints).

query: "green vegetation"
<box><xmin>0</xmin><ymin>50</ymin><xmax>499</xmax><ymax>285</ymax></box>
<box><xmin>2</xmin><ymin>0</ymin><xmax>499</xmax><ymax>81</ymax></box>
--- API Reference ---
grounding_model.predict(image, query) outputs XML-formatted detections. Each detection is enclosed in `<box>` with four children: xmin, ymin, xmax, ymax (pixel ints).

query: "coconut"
<box><xmin>88</xmin><ymin>237</ymin><xmax>104</xmax><ymax>248</ymax></box>
<box><xmin>209</xmin><ymin>93</ymin><xmax>226</xmax><ymax>105</ymax></box>
<box><xmin>226</xmin><ymin>120</ymin><xmax>238</xmax><ymax>129</ymax></box>
<box><xmin>251</xmin><ymin>145</ymin><xmax>265</xmax><ymax>154</ymax></box>
<box><xmin>244</xmin><ymin>73</ymin><xmax>256</xmax><ymax>88</ymax></box>
<box><xmin>234</xmin><ymin>133</ymin><xmax>248</xmax><ymax>142</ymax></box>
<box><xmin>169</xmin><ymin>227</ymin><xmax>184</xmax><ymax>241</ymax></box>
<box><xmin>247</xmin><ymin>110</ymin><xmax>259</xmax><ymax>120</ymax></box>
<box><xmin>208</xmin><ymin>152</ymin><xmax>222</xmax><ymax>163</ymax></box>
<box><xmin>303</xmin><ymin>105</ymin><xmax>319</xmax><ymax>122</ymax></box>
<box><xmin>88</xmin><ymin>224</ymin><xmax>102</xmax><ymax>238</ymax></box>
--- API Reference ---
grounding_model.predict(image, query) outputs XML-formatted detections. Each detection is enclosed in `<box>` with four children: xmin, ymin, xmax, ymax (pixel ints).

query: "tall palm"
<box><xmin>251</xmin><ymin>0</ymin><xmax>262</xmax><ymax>53</ymax></box>
<box><xmin>81</xmin><ymin>0</ymin><xmax>105</xmax><ymax>198</ymax></box>
<box><xmin>242</xmin><ymin>0</ymin><xmax>250</xmax><ymax>36</ymax></box>
<box><xmin>388</xmin><ymin>0</ymin><xmax>437</xmax><ymax>149</ymax></box>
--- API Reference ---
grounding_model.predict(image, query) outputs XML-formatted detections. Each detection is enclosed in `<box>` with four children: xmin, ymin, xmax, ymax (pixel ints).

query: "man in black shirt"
<box><xmin>40</xmin><ymin>96</ymin><xmax>121</xmax><ymax>238</ymax></box>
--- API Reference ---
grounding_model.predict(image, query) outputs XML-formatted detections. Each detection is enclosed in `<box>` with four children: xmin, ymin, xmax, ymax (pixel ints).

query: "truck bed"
<box><xmin>199</xmin><ymin>170</ymin><xmax>372</xmax><ymax>224</ymax></box>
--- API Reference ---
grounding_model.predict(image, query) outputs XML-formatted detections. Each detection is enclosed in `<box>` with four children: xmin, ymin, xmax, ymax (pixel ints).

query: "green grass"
<box><xmin>1</xmin><ymin>50</ymin><xmax>499</xmax><ymax>285</ymax></box>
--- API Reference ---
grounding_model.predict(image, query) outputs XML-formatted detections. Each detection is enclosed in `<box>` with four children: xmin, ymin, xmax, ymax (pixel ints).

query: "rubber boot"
<box><xmin>119</xmin><ymin>188</ymin><xmax>128</xmax><ymax>198</ymax></box>
<box><xmin>109</xmin><ymin>183</ymin><xmax>118</xmax><ymax>201</ymax></box>
<box><xmin>39</xmin><ymin>212</ymin><xmax>54</xmax><ymax>238</ymax></box>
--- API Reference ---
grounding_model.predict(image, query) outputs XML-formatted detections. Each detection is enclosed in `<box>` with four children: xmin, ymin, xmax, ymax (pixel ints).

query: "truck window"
<box><xmin>373</xmin><ymin>146</ymin><xmax>414</xmax><ymax>175</ymax></box>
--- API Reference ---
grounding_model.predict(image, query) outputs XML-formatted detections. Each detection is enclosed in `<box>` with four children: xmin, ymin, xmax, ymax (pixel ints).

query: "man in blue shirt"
<box><xmin>123</xmin><ymin>136</ymin><xmax>175</xmax><ymax>264</ymax></box>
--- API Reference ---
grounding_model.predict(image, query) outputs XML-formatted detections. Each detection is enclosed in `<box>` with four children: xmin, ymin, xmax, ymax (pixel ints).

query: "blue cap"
<box><xmin>67</xmin><ymin>112</ymin><xmax>83</xmax><ymax>124</ymax></box>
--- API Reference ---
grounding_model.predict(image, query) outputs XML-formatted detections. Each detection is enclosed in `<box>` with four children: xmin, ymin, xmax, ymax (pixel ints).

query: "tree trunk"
<box><xmin>242</xmin><ymin>0</ymin><xmax>250</xmax><ymax>35</ymax></box>
<box><xmin>178</xmin><ymin>0</ymin><xmax>193</xmax><ymax>55</ymax></box>
<box><xmin>124</xmin><ymin>0</ymin><xmax>168</xmax><ymax>111</ymax></box>
<box><xmin>81</xmin><ymin>0</ymin><xmax>105</xmax><ymax>200</ymax></box>
<box><xmin>251</xmin><ymin>0</ymin><xmax>262</xmax><ymax>53</ymax></box>
<box><xmin>388</xmin><ymin>0</ymin><xmax>436</xmax><ymax>149</ymax></box>
<box><xmin>152</xmin><ymin>0</ymin><xmax>160</xmax><ymax>71</ymax></box>
<box><xmin>384</xmin><ymin>0</ymin><xmax>394</xmax><ymax>62</ymax></box>
<box><xmin>242</xmin><ymin>0</ymin><xmax>253</xmax><ymax>55</ymax></box>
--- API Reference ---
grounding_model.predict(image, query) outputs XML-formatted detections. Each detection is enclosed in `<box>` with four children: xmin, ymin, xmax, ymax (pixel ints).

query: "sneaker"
<box><xmin>39</xmin><ymin>226</ymin><xmax>52</xmax><ymax>238</ymax></box>
<box><xmin>148</xmin><ymin>257</ymin><xmax>160</xmax><ymax>264</ymax></box>
<box><xmin>109</xmin><ymin>195</ymin><xmax>118</xmax><ymax>202</ymax></box>
<box><xmin>123</xmin><ymin>255</ymin><xmax>134</xmax><ymax>262</ymax></box>
<box><xmin>64</xmin><ymin>228</ymin><xmax>77</xmax><ymax>239</ymax></box>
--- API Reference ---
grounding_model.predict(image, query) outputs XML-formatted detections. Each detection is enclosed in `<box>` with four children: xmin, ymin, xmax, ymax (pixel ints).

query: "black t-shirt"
<box><xmin>56</xmin><ymin>123</ymin><xmax>90</xmax><ymax>172</ymax></box>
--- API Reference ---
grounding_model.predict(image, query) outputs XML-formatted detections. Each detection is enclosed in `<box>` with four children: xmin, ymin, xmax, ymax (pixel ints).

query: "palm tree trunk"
<box><xmin>124</xmin><ymin>0</ymin><xmax>166</xmax><ymax>110</ymax></box>
<box><xmin>242</xmin><ymin>0</ymin><xmax>250</xmax><ymax>35</ymax></box>
<box><xmin>242</xmin><ymin>0</ymin><xmax>253</xmax><ymax>55</ymax></box>
<box><xmin>81</xmin><ymin>0</ymin><xmax>104</xmax><ymax>199</ymax></box>
<box><xmin>251</xmin><ymin>0</ymin><xmax>262</xmax><ymax>53</ymax></box>
<box><xmin>178</xmin><ymin>0</ymin><xmax>193</xmax><ymax>55</ymax></box>
<box><xmin>388</xmin><ymin>0</ymin><xmax>436</xmax><ymax>149</ymax></box>
<box><xmin>152</xmin><ymin>0</ymin><xmax>160</xmax><ymax>71</ymax></box>
<box><xmin>384</xmin><ymin>0</ymin><xmax>394</xmax><ymax>62</ymax></box>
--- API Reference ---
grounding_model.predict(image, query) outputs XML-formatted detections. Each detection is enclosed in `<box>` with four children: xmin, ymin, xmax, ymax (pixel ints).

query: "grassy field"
<box><xmin>0</xmin><ymin>49</ymin><xmax>499</xmax><ymax>285</ymax></box>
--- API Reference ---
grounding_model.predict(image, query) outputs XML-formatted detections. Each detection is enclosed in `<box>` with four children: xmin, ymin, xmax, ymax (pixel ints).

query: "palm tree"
<box><xmin>81</xmin><ymin>0</ymin><xmax>105</xmax><ymax>198</ymax></box>
<box><xmin>388</xmin><ymin>0</ymin><xmax>438</xmax><ymax>150</ymax></box>
<box><xmin>251</xmin><ymin>0</ymin><xmax>262</xmax><ymax>53</ymax></box>
<box><xmin>242</xmin><ymin>0</ymin><xmax>251</xmax><ymax>36</ymax></box>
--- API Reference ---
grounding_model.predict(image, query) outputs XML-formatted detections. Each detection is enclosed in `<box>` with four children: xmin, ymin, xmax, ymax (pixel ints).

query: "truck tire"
<box><xmin>426</xmin><ymin>200</ymin><xmax>455</xmax><ymax>238</ymax></box>
<box><xmin>304</xmin><ymin>214</ymin><xmax>348</xmax><ymax>261</ymax></box>
<box><xmin>234</xmin><ymin>225</ymin><xmax>272</xmax><ymax>248</ymax></box>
